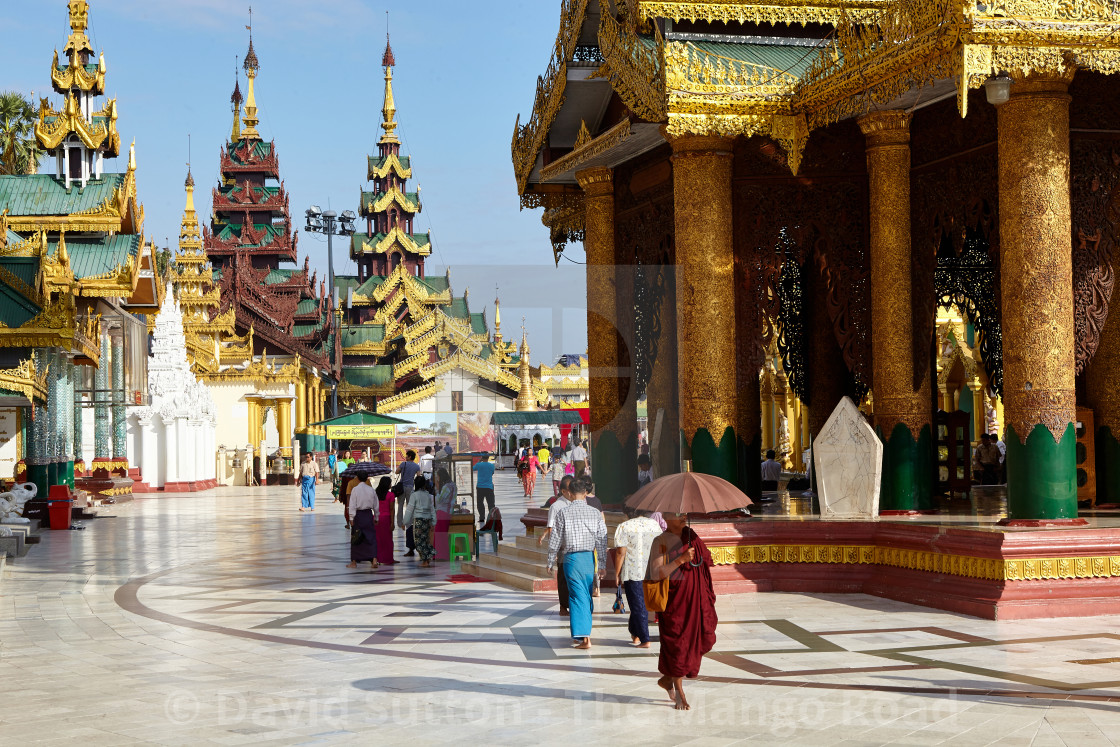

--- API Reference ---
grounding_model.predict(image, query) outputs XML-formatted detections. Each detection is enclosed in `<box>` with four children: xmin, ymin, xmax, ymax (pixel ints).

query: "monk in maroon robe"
<box><xmin>651</xmin><ymin>515</ymin><xmax>717</xmax><ymax>710</ymax></box>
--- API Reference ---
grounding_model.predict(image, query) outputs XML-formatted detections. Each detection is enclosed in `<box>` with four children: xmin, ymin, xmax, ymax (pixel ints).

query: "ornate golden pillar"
<box><xmin>577</xmin><ymin>166</ymin><xmax>638</xmax><ymax>502</ymax></box>
<box><xmin>777</xmin><ymin>375</ymin><xmax>794</xmax><ymax>470</ymax></box>
<box><xmin>997</xmin><ymin>72</ymin><xmax>1078</xmax><ymax>521</ymax></box>
<box><xmin>246</xmin><ymin>398</ymin><xmax>261</xmax><ymax>455</ymax></box>
<box><xmin>858</xmin><ymin>110</ymin><xmax>934</xmax><ymax>512</ymax></box>
<box><xmin>671</xmin><ymin>135</ymin><xmax>738</xmax><ymax>481</ymax></box>
<box><xmin>277</xmin><ymin>399</ymin><xmax>292</xmax><ymax>449</ymax></box>
<box><xmin>969</xmin><ymin>380</ymin><xmax>986</xmax><ymax>440</ymax></box>
<box><xmin>295</xmin><ymin>377</ymin><xmax>307</xmax><ymax>432</ymax></box>
<box><xmin>792</xmin><ymin>398</ymin><xmax>804</xmax><ymax>472</ymax></box>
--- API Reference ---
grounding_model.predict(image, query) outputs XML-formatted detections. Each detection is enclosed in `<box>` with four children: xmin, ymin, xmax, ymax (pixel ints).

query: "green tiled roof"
<box><xmin>216</xmin><ymin>223</ymin><xmax>288</xmax><ymax>248</ymax></box>
<box><xmin>47</xmin><ymin>234</ymin><xmax>139</xmax><ymax>279</ymax></box>
<box><xmin>681</xmin><ymin>40</ymin><xmax>818</xmax><ymax>83</ymax></box>
<box><xmin>351</xmin><ymin>232</ymin><xmax>431</xmax><ymax>251</ymax></box>
<box><xmin>445</xmin><ymin>297</ymin><xmax>469</xmax><ymax>319</ymax></box>
<box><xmin>309</xmin><ymin>408</ymin><xmax>412</xmax><ymax>427</ymax></box>
<box><xmin>228</xmin><ymin>140</ymin><xmax>273</xmax><ymax>161</ymax></box>
<box><xmin>369</xmin><ymin>155</ymin><xmax>411</xmax><ymax>171</ymax></box>
<box><xmin>263</xmin><ymin>268</ymin><xmax>297</xmax><ymax>284</ymax></box>
<box><xmin>0</xmin><ymin>258</ymin><xmax>41</xmax><ymax>326</ymax></box>
<box><xmin>343</xmin><ymin>366</ymin><xmax>394</xmax><ymax>388</ymax></box>
<box><xmin>296</xmin><ymin>298</ymin><xmax>319</xmax><ymax>315</ymax></box>
<box><xmin>5</xmin><ymin>230</ymin><xmax>23</xmax><ymax>245</ymax></box>
<box><xmin>417</xmin><ymin>275</ymin><xmax>449</xmax><ymax>294</ymax></box>
<box><xmin>354</xmin><ymin>275</ymin><xmax>385</xmax><ymax>296</ymax></box>
<box><xmin>0</xmin><ymin>174</ymin><xmax>124</xmax><ymax>216</ymax></box>
<box><xmin>470</xmin><ymin>312</ymin><xmax>488</xmax><ymax>336</ymax></box>
<box><xmin>360</xmin><ymin>190</ymin><xmax>420</xmax><ymax>207</ymax></box>
<box><xmin>292</xmin><ymin>323</ymin><xmax>325</xmax><ymax>336</ymax></box>
<box><xmin>335</xmin><ymin>275</ymin><xmax>360</xmax><ymax>297</ymax></box>
<box><xmin>341</xmin><ymin>325</ymin><xmax>385</xmax><ymax>346</ymax></box>
<box><xmin>0</xmin><ymin>257</ymin><xmax>38</xmax><ymax>289</ymax></box>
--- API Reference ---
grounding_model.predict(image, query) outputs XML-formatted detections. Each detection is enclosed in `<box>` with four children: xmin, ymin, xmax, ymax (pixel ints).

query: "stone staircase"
<box><xmin>0</xmin><ymin>519</ymin><xmax>42</xmax><ymax>559</ymax></box>
<box><xmin>462</xmin><ymin>510</ymin><xmax>628</xmax><ymax>592</ymax></box>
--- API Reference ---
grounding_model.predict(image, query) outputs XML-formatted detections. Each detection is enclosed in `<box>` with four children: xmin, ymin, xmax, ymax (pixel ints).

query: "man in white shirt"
<box><xmin>419</xmin><ymin>446</ymin><xmax>435</xmax><ymax>483</ymax></box>
<box><xmin>613</xmin><ymin>508</ymin><xmax>663</xmax><ymax>648</ymax></box>
<box><xmin>346</xmin><ymin>478</ymin><xmax>379</xmax><ymax>569</ymax></box>
<box><xmin>539</xmin><ymin>475</ymin><xmax>573</xmax><ymax>614</ymax></box>
<box><xmin>760</xmin><ymin>449</ymin><xmax>782</xmax><ymax>491</ymax></box>
<box><xmin>571</xmin><ymin>442</ymin><xmax>589</xmax><ymax>478</ymax></box>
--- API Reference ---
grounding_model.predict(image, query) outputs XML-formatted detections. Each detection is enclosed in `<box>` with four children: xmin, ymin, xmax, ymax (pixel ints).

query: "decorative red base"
<box><xmin>131</xmin><ymin>478</ymin><xmax>220</xmax><ymax>494</ymax></box>
<box><xmin>692</xmin><ymin>520</ymin><xmax>1120</xmax><ymax>620</ymax></box>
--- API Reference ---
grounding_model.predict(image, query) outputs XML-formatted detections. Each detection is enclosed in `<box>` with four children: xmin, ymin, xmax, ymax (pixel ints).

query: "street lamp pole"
<box><xmin>304</xmin><ymin>206</ymin><xmax>356</xmax><ymax>448</ymax></box>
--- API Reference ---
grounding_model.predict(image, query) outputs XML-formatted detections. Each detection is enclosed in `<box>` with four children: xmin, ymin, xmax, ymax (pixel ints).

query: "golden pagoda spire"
<box><xmin>64</xmin><ymin>0</ymin><xmax>94</xmax><ymax>57</ymax></box>
<box><xmin>230</xmin><ymin>61</ymin><xmax>243</xmax><ymax>142</ymax></box>
<box><xmin>241</xmin><ymin>12</ymin><xmax>261</xmax><ymax>141</ymax></box>
<box><xmin>379</xmin><ymin>34</ymin><xmax>400</xmax><ymax>145</ymax></box>
<box><xmin>178</xmin><ymin>166</ymin><xmax>203</xmax><ymax>257</ymax></box>
<box><xmin>493</xmin><ymin>293</ymin><xmax>503</xmax><ymax>343</ymax></box>
<box><xmin>515</xmin><ymin>320</ymin><xmax>535</xmax><ymax>411</ymax></box>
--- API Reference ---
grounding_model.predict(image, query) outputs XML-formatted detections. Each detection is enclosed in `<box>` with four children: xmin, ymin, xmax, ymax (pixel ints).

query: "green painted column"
<box><xmin>94</xmin><ymin>334</ymin><xmax>111</xmax><ymax>459</ymax></box>
<box><xmin>27</xmin><ymin>351</ymin><xmax>49</xmax><ymax>498</ymax></box>
<box><xmin>858</xmin><ymin>111</ymin><xmax>935</xmax><ymax>513</ymax></box>
<box><xmin>671</xmin><ymin>135</ymin><xmax>739</xmax><ymax>484</ymax></box>
<box><xmin>997</xmin><ymin>72</ymin><xmax>1078</xmax><ymax>520</ymax></box>
<box><xmin>111</xmin><ymin>331</ymin><xmax>127</xmax><ymax>461</ymax></box>
<box><xmin>1006</xmin><ymin>424</ymin><xmax>1077</xmax><ymax>520</ymax></box>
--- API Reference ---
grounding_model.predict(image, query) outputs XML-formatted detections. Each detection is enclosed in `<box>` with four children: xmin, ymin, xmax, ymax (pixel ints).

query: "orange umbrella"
<box><xmin>625</xmin><ymin>472</ymin><xmax>753</xmax><ymax>515</ymax></box>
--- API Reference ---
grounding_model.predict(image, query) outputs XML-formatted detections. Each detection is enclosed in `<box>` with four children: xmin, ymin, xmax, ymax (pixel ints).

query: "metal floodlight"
<box><xmin>306</xmin><ymin>205</ymin><xmax>322</xmax><ymax>218</ymax></box>
<box><xmin>305</xmin><ymin>216</ymin><xmax>323</xmax><ymax>232</ymax></box>
<box><xmin>341</xmin><ymin>210</ymin><xmax>356</xmax><ymax>221</ymax></box>
<box><xmin>985</xmin><ymin>72</ymin><xmax>1012</xmax><ymax>106</ymax></box>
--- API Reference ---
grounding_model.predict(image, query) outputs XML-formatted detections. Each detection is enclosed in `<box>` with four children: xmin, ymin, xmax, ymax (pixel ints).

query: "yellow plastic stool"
<box><xmin>449</xmin><ymin>532</ymin><xmax>472</xmax><ymax>563</ymax></box>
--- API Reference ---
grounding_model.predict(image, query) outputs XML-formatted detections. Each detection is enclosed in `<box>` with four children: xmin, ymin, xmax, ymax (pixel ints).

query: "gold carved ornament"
<box><xmin>512</xmin><ymin>0</ymin><xmax>592</xmax><ymax>194</ymax></box>
<box><xmin>51</xmin><ymin>48</ymin><xmax>106</xmax><ymax>93</ymax></box>
<box><xmin>376</xmin><ymin>379</ymin><xmax>444</xmax><ymax>413</ymax></box>
<box><xmin>35</xmin><ymin>94</ymin><xmax>120</xmax><ymax>154</ymax></box>
<box><xmin>708</xmin><ymin>542</ymin><xmax>1120</xmax><ymax>583</ymax></box>
<box><xmin>598</xmin><ymin>0</ymin><xmax>668</xmax><ymax>123</ymax></box>
<box><xmin>0</xmin><ymin>354</ymin><xmax>49</xmax><ymax>403</ymax></box>
<box><xmin>369</xmin><ymin>152</ymin><xmax>413</xmax><ymax>180</ymax></box>
<box><xmin>638</xmin><ymin>0</ymin><xmax>889</xmax><ymax>26</ymax></box>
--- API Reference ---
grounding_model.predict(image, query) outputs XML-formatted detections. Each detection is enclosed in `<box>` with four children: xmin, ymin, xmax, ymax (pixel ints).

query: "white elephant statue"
<box><xmin>0</xmin><ymin>482</ymin><xmax>38</xmax><ymax>525</ymax></box>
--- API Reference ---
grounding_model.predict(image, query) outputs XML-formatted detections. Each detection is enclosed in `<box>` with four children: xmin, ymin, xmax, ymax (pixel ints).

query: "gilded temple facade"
<box><xmin>0</xmin><ymin>0</ymin><xmax>164</xmax><ymax>502</ymax></box>
<box><xmin>514</xmin><ymin>0</ymin><xmax>1120</xmax><ymax>519</ymax></box>
<box><xmin>335</xmin><ymin>40</ymin><xmax>551</xmax><ymax>418</ymax></box>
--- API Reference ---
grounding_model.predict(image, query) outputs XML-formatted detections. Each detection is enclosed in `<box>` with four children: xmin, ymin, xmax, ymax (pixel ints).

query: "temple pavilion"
<box><xmin>0</xmin><ymin>0</ymin><xmax>164</xmax><ymax>502</ymax></box>
<box><xmin>509</xmin><ymin>1</ymin><xmax>1120</xmax><ymax>616</ymax></box>
<box><xmin>174</xmin><ymin>32</ymin><xmax>339</xmax><ymax>471</ymax></box>
<box><xmin>334</xmin><ymin>39</ymin><xmax>550</xmax><ymax>417</ymax></box>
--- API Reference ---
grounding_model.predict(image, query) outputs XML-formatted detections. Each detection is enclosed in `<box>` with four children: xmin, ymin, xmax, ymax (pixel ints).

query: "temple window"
<box><xmin>68</xmin><ymin>146</ymin><xmax>82</xmax><ymax>180</ymax></box>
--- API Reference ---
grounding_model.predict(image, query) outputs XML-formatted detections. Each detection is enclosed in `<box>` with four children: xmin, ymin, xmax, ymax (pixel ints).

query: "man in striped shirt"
<box><xmin>546</xmin><ymin>476</ymin><xmax>606</xmax><ymax>649</ymax></box>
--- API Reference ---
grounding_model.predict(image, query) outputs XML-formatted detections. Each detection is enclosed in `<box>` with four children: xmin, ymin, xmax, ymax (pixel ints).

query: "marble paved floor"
<box><xmin>3</xmin><ymin>471</ymin><xmax>1120</xmax><ymax>745</ymax></box>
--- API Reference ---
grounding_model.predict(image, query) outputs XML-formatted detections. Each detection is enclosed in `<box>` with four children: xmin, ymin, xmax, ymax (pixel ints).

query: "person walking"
<box><xmin>613</xmin><ymin>507</ymin><xmax>663</xmax><ymax>648</ymax></box>
<box><xmin>347</xmin><ymin>478</ymin><xmax>379</xmax><ymax>569</ymax></box>
<box><xmin>546</xmin><ymin>476</ymin><xmax>606</xmax><ymax>648</ymax></box>
<box><xmin>539</xmin><ymin>474</ymin><xmax>573</xmax><ymax>614</ymax></box>
<box><xmin>419</xmin><ymin>446</ymin><xmax>435</xmax><ymax>484</ymax></box>
<box><xmin>374</xmin><ymin>476</ymin><xmax>396</xmax><ymax>565</ymax></box>
<box><xmin>473</xmin><ymin>454</ymin><xmax>497</xmax><ymax>524</ymax></box>
<box><xmin>403</xmin><ymin>475</ymin><xmax>437</xmax><ymax>567</ymax></box>
<box><xmin>549</xmin><ymin>451</ymin><xmax>567</xmax><ymax>496</ymax></box>
<box><xmin>298</xmin><ymin>453</ymin><xmax>319</xmax><ymax>511</ymax></box>
<box><xmin>395</xmin><ymin>450</ymin><xmax>422</xmax><ymax>557</ymax></box>
<box><xmin>523</xmin><ymin>447</ymin><xmax>541</xmax><ymax>497</ymax></box>
<box><xmin>651</xmin><ymin>511</ymin><xmax>718</xmax><ymax>711</ymax></box>
<box><xmin>433</xmin><ymin>467</ymin><xmax>456</xmax><ymax>561</ymax></box>
<box><xmin>571</xmin><ymin>440</ymin><xmax>589</xmax><ymax>478</ymax></box>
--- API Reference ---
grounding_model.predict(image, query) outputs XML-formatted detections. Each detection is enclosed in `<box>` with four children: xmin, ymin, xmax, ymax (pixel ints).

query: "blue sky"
<box><xmin>0</xmin><ymin>0</ymin><xmax>588</xmax><ymax>364</ymax></box>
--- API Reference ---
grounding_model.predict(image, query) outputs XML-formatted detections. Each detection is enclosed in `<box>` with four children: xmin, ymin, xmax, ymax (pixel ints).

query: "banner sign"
<box><xmin>326</xmin><ymin>424</ymin><xmax>397</xmax><ymax>440</ymax></box>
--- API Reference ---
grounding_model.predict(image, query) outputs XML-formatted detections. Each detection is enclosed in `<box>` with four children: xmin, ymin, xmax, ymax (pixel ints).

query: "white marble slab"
<box><xmin>814</xmin><ymin>396</ymin><xmax>883</xmax><ymax>518</ymax></box>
